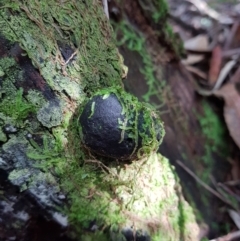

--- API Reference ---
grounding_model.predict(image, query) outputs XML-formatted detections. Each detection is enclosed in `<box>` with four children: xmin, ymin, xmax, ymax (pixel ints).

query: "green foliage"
<box><xmin>152</xmin><ymin>0</ymin><xmax>169</xmax><ymax>23</ymax></box>
<box><xmin>27</xmin><ymin>134</ymin><xmax>62</xmax><ymax>170</ymax></box>
<box><xmin>0</xmin><ymin>88</ymin><xmax>36</xmax><ymax>122</ymax></box>
<box><xmin>0</xmin><ymin>57</ymin><xmax>15</xmax><ymax>70</ymax></box>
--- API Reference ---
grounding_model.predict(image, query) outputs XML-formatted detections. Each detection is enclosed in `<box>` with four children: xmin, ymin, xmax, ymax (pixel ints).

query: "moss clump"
<box><xmin>78</xmin><ymin>87</ymin><xmax>165</xmax><ymax>160</ymax></box>
<box><xmin>0</xmin><ymin>88</ymin><xmax>36</xmax><ymax>122</ymax></box>
<box><xmin>113</xmin><ymin>21</ymin><xmax>167</xmax><ymax>105</ymax></box>
<box><xmin>196</xmin><ymin>100</ymin><xmax>230</xmax><ymax>189</ymax></box>
<box><xmin>0</xmin><ymin>0</ymin><xmax>123</xmax><ymax>99</ymax></box>
<box><xmin>138</xmin><ymin>0</ymin><xmax>169</xmax><ymax>23</ymax></box>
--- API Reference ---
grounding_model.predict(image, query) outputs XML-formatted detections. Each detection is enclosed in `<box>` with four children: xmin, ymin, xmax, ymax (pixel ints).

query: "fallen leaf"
<box><xmin>185</xmin><ymin>65</ymin><xmax>207</xmax><ymax>79</ymax></box>
<box><xmin>186</xmin><ymin>0</ymin><xmax>233</xmax><ymax>24</ymax></box>
<box><xmin>213</xmin><ymin>59</ymin><xmax>237</xmax><ymax>91</ymax></box>
<box><xmin>228</xmin><ymin>210</ymin><xmax>240</xmax><ymax>230</ymax></box>
<box><xmin>208</xmin><ymin>45</ymin><xmax>222</xmax><ymax>86</ymax></box>
<box><xmin>184</xmin><ymin>34</ymin><xmax>209</xmax><ymax>52</ymax></box>
<box><xmin>181</xmin><ymin>54</ymin><xmax>205</xmax><ymax>65</ymax></box>
<box><xmin>196</xmin><ymin>60</ymin><xmax>237</xmax><ymax>96</ymax></box>
<box><xmin>214</xmin><ymin>83</ymin><xmax>240</xmax><ymax>149</ymax></box>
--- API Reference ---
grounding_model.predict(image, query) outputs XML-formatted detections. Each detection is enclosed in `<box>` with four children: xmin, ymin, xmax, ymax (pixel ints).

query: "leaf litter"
<box><xmin>167</xmin><ymin>0</ymin><xmax>240</xmax><ymax>240</ymax></box>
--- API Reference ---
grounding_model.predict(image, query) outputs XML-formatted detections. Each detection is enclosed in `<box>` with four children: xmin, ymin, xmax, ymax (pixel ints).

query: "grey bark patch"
<box><xmin>37</xmin><ymin>99</ymin><xmax>62</xmax><ymax>128</ymax></box>
<box><xmin>1</xmin><ymin>135</ymin><xmax>64</xmax><ymax>213</ymax></box>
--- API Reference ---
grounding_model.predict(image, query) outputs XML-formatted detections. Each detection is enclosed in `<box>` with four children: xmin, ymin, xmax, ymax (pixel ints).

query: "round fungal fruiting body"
<box><xmin>79</xmin><ymin>87</ymin><xmax>165</xmax><ymax>160</ymax></box>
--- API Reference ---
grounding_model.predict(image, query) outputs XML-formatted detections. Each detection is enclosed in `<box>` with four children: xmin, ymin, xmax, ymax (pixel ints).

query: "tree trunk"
<box><xmin>0</xmin><ymin>1</ymin><xmax>199</xmax><ymax>240</ymax></box>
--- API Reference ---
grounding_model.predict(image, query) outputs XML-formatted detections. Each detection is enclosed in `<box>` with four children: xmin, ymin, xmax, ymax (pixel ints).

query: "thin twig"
<box><xmin>210</xmin><ymin>230</ymin><xmax>240</xmax><ymax>241</ymax></box>
<box><xmin>102</xmin><ymin>0</ymin><xmax>109</xmax><ymax>19</ymax></box>
<box><xmin>224</xmin><ymin>180</ymin><xmax>240</xmax><ymax>187</ymax></box>
<box><xmin>210</xmin><ymin>176</ymin><xmax>240</xmax><ymax>203</ymax></box>
<box><xmin>218</xmin><ymin>183</ymin><xmax>240</xmax><ymax>203</ymax></box>
<box><xmin>84</xmin><ymin>159</ymin><xmax>116</xmax><ymax>177</ymax></box>
<box><xmin>63</xmin><ymin>50</ymin><xmax>78</xmax><ymax>66</ymax></box>
<box><xmin>176</xmin><ymin>160</ymin><xmax>235</xmax><ymax>209</ymax></box>
<box><xmin>222</xmin><ymin>48</ymin><xmax>240</xmax><ymax>58</ymax></box>
<box><xmin>185</xmin><ymin>0</ymin><xmax>232</xmax><ymax>24</ymax></box>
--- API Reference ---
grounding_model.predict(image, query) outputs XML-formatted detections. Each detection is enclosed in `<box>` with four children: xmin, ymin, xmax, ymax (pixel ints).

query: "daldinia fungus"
<box><xmin>78</xmin><ymin>87</ymin><xmax>165</xmax><ymax>160</ymax></box>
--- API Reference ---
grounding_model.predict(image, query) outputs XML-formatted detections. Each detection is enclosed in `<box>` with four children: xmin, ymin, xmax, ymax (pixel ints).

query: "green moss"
<box><xmin>163</xmin><ymin>23</ymin><xmax>185</xmax><ymax>56</ymax></box>
<box><xmin>78</xmin><ymin>87</ymin><xmax>165</xmax><ymax>159</ymax></box>
<box><xmin>0</xmin><ymin>0</ymin><xmax>123</xmax><ymax>99</ymax></box>
<box><xmin>0</xmin><ymin>56</ymin><xmax>15</xmax><ymax>70</ymax></box>
<box><xmin>196</xmin><ymin>101</ymin><xmax>229</xmax><ymax>178</ymax></box>
<box><xmin>196</xmin><ymin>100</ymin><xmax>229</xmax><ymax>197</ymax></box>
<box><xmin>38</xmin><ymin>93</ymin><xmax>197</xmax><ymax>240</ymax></box>
<box><xmin>0</xmin><ymin>57</ymin><xmax>37</xmax><ymax>124</ymax></box>
<box><xmin>199</xmin><ymin>101</ymin><xmax>227</xmax><ymax>154</ymax></box>
<box><xmin>0</xmin><ymin>88</ymin><xmax>36</xmax><ymax>122</ymax></box>
<box><xmin>113</xmin><ymin>21</ymin><xmax>168</xmax><ymax>107</ymax></box>
<box><xmin>134</xmin><ymin>0</ymin><xmax>184</xmax><ymax>56</ymax></box>
<box><xmin>0</xmin><ymin>1</ymin><xmax>199</xmax><ymax>240</ymax></box>
<box><xmin>0</xmin><ymin>128</ymin><xmax>7</xmax><ymax>142</ymax></box>
<box><xmin>150</xmin><ymin>0</ymin><xmax>169</xmax><ymax>23</ymax></box>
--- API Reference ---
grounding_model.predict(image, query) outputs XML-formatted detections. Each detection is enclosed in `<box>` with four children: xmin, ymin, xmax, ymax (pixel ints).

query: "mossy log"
<box><xmin>0</xmin><ymin>1</ymin><xmax>199</xmax><ymax>241</ymax></box>
<box><xmin>110</xmin><ymin>0</ymin><xmax>232</xmax><ymax>236</ymax></box>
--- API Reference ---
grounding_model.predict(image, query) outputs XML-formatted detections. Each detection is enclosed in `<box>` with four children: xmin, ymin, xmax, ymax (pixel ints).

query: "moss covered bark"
<box><xmin>0</xmin><ymin>1</ymin><xmax>199</xmax><ymax>240</ymax></box>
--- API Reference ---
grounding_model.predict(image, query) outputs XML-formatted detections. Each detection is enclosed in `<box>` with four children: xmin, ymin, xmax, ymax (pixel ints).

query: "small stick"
<box><xmin>176</xmin><ymin>160</ymin><xmax>235</xmax><ymax>208</ymax></box>
<box><xmin>222</xmin><ymin>48</ymin><xmax>240</xmax><ymax>58</ymax></box>
<box><xmin>210</xmin><ymin>230</ymin><xmax>240</xmax><ymax>241</ymax></box>
<box><xmin>102</xmin><ymin>0</ymin><xmax>109</xmax><ymax>19</ymax></box>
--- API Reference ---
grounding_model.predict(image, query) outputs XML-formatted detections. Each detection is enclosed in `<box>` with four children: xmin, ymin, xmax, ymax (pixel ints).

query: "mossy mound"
<box><xmin>79</xmin><ymin>87</ymin><xmax>165</xmax><ymax>160</ymax></box>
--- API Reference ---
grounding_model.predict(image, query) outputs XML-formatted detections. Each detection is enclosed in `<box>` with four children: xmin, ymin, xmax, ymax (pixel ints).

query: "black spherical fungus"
<box><xmin>121</xmin><ymin>228</ymin><xmax>151</xmax><ymax>241</ymax></box>
<box><xmin>79</xmin><ymin>87</ymin><xmax>165</xmax><ymax>160</ymax></box>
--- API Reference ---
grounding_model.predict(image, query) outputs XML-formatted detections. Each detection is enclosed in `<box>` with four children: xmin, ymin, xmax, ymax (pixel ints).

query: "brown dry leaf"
<box><xmin>208</xmin><ymin>45</ymin><xmax>222</xmax><ymax>86</ymax></box>
<box><xmin>184</xmin><ymin>34</ymin><xmax>209</xmax><ymax>52</ymax></box>
<box><xmin>181</xmin><ymin>54</ymin><xmax>205</xmax><ymax>65</ymax></box>
<box><xmin>214</xmin><ymin>83</ymin><xmax>240</xmax><ymax>149</ymax></box>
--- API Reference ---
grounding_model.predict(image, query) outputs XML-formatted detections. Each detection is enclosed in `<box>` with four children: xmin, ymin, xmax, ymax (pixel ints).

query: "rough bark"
<box><xmin>0</xmin><ymin>1</ymin><xmax>199</xmax><ymax>241</ymax></box>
